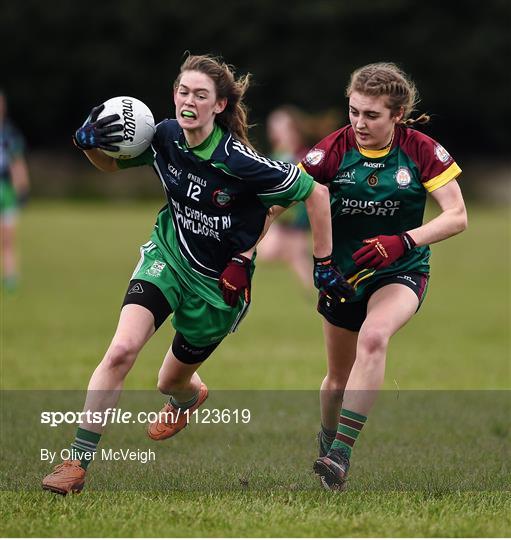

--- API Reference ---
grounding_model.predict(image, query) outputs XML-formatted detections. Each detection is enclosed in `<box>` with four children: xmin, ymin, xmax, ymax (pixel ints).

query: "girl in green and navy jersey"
<box><xmin>0</xmin><ymin>91</ymin><xmax>30</xmax><ymax>290</ymax></box>
<box><xmin>300</xmin><ymin>63</ymin><xmax>468</xmax><ymax>490</ymax></box>
<box><xmin>42</xmin><ymin>55</ymin><xmax>353</xmax><ymax>495</ymax></box>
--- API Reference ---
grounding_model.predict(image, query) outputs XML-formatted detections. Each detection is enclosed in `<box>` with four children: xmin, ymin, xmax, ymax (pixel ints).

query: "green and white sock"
<box><xmin>169</xmin><ymin>391</ymin><xmax>199</xmax><ymax>411</ymax></box>
<box><xmin>331</xmin><ymin>408</ymin><xmax>368</xmax><ymax>457</ymax></box>
<box><xmin>70</xmin><ymin>427</ymin><xmax>101</xmax><ymax>469</ymax></box>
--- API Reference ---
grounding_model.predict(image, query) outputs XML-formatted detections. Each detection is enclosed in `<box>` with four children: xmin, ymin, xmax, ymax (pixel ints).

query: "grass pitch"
<box><xmin>1</xmin><ymin>201</ymin><xmax>510</xmax><ymax>537</ymax></box>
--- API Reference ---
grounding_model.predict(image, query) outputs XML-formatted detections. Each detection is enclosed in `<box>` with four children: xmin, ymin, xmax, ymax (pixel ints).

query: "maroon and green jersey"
<box><xmin>300</xmin><ymin>124</ymin><xmax>461</xmax><ymax>299</ymax></box>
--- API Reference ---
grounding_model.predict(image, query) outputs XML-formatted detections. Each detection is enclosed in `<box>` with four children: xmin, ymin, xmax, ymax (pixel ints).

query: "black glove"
<box><xmin>313</xmin><ymin>255</ymin><xmax>355</xmax><ymax>303</ymax></box>
<box><xmin>72</xmin><ymin>104</ymin><xmax>123</xmax><ymax>152</ymax></box>
<box><xmin>218</xmin><ymin>255</ymin><xmax>251</xmax><ymax>307</ymax></box>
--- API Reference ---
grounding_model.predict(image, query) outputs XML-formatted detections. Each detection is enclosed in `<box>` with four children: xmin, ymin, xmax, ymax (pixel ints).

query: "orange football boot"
<box><xmin>148</xmin><ymin>382</ymin><xmax>208</xmax><ymax>440</ymax></box>
<box><xmin>42</xmin><ymin>460</ymin><xmax>86</xmax><ymax>495</ymax></box>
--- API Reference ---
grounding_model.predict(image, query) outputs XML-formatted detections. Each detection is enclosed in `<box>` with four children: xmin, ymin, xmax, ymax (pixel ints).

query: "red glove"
<box><xmin>352</xmin><ymin>233</ymin><xmax>416</xmax><ymax>270</ymax></box>
<box><xmin>218</xmin><ymin>255</ymin><xmax>251</xmax><ymax>307</ymax></box>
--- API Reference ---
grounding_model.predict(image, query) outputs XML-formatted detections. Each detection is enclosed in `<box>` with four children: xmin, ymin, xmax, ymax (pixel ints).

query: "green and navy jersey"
<box><xmin>300</xmin><ymin>124</ymin><xmax>461</xmax><ymax>296</ymax></box>
<box><xmin>0</xmin><ymin>120</ymin><xmax>25</xmax><ymax>183</ymax></box>
<box><xmin>118</xmin><ymin>120</ymin><xmax>314</xmax><ymax>308</ymax></box>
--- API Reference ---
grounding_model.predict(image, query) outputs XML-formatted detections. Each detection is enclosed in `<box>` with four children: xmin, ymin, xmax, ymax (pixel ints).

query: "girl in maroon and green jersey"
<box><xmin>300</xmin><ymin>62</ymin><xmax>467</xmax><ymax>490</ymax></box>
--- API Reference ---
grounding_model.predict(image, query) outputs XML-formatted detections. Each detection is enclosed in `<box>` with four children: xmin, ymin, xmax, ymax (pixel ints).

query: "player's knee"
<box><xmin>322</xmin><ymin>374</ymin><xmax>347</xmax><ymax>392</ymax></box>
<box><xmin>103</xmin><ymin>341</ymin><xmax>139</xmax><ymax>372</ymax></box>
<box><xmin>358</xmin><ymin>327</ymin><xmax>389</xmax><ymax>357</ymax></box>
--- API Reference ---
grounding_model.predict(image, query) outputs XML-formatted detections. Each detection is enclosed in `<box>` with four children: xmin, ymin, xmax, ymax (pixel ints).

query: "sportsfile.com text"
<box><xmin>41</xmin><ymin>408</ymin><xmax>251</xmax><ymax>427</ymax></box>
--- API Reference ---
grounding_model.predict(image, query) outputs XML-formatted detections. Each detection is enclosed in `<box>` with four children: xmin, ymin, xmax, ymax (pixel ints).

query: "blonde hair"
<box><xmin>346</xmin><ymin>62</ymin><xmax>430</xmax><ymax>126</ymax></box>
<box><xmin>175</xmin><ymin>54</ymin><xmax>253</xmax><ymax>147</ymax></box>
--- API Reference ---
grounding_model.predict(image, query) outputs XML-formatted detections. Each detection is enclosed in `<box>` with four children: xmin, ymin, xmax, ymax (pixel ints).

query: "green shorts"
<box><xmin>0</xmin><ymin>181</ymin><xmax>18</xmax><ymax>220</ymax></box>
<box><xmin>130</xmin><ymin>241</ymin><xmax>249</xmax><ymax>347</ymax></box>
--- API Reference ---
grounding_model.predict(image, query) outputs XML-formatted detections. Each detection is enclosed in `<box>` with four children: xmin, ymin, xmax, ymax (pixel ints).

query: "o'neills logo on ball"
<box><xmin>304</xmin><ymin>148</ymin><xmax>325</xmax><ymax>166</ymax></box>
<box><xmin>213</xmin><ymin>189</ymin><xmax>232</xmax><ymax>207</ymax></box>
<box><xmin>121</xmin><ymin>98</ymin><xmax>136</xmax><ymax>142</ymax></box>
<box><xmin>395</xmin><ymin>167</ymin><xmax>411</xmax><ymax>188</ymax></box>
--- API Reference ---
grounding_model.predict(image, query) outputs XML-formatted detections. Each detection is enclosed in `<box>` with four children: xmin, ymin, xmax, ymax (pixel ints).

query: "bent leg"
<box><xmin>146</xmin><ymin>334</ymin><xmax>219</xmax><ymax>440</ymax></box>
<box><xmin>157</xmin><ymin>348</ymin><xmax>204</xmax><ymax>403</ymax></box>
<box><xmin>343</xmin><ymin>284</ymin><xmax>419</xmax><ymax>416</ymax></box>
<box><xmin>157</xmin><ymin>332</ymin><xmax>221</xmax><ymax>402</ymax></box>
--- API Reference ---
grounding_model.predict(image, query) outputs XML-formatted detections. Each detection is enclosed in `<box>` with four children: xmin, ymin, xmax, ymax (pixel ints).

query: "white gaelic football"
<box><xmin>98</xmin><ymin>96</ymin><xmax>155</xmax><ymax>159</ymax></box>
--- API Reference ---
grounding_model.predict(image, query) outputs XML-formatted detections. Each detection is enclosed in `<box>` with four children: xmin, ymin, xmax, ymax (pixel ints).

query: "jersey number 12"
<box><xmin>186</xmin><ymin>182</ymin><xmax>201</xmax><ymax>202</ymax></box>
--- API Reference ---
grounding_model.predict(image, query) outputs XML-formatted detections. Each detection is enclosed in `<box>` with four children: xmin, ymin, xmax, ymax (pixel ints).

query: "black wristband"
<box><xmin>231</xmin><ymin>255</ymin><xmax>251</xmax><ymax>266</ymax></box>
<box><xmin>313</xmin><ymin>254</ymin><xmax>333</xmax><ymax>264</ymax></box>
<box><xmin>400</xmin><ymin>232</ymin><xmax>416</xmax><ymax>251</ymax></box>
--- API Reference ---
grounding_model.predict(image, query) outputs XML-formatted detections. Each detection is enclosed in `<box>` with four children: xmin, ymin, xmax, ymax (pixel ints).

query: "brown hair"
<box><xmin>346</xmin><ymin>62</ymin><xmax>430</xmax><ymax>126</ymax></box>
<box><xmin>175</xmin><ymin>54</ymin><xmax>253</xmax><ymax>147</ymax></box>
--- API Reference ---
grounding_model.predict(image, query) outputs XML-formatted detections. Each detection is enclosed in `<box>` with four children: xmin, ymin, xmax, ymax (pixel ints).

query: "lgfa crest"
<box><xmin>395</xmin><ymin>167</ymin><xmax>411</xmax><ymax>189</ymax></box>
<box><xmin>304</xmin><ymin>148</ymin><xmax>325</xmax><ymax>166</ymax></box>
<box><xmin>435</xmin><ymin>144</ymin><xmax>451</xmax><ymax>163</ymax></box>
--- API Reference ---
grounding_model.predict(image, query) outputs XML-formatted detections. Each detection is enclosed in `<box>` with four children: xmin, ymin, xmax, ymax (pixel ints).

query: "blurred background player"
<box><xmin>0</xmin><ymin>90</ymin><xmax>30</xmax><ymax>291</ymax></box>
<box><xmin>257</xmin><ymin>106</ymin><xmax>313</xmax><ymax>288</ymax></box>
<box><xmin>300</xmin><ymin>63</ymin><xmax>467</xmax><ymax>490</ymax></box>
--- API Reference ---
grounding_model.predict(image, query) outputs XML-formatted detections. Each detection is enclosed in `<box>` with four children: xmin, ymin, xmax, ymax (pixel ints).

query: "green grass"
<box><xmin>2</xmin><ymin>200</ymin><xmax>509</xmax><ymax>390</ymax></box>
<box><xmin>1</xmin><ymin>201</ymin><xmax>510</xmax><ymax>537</ymax></box>
<box><xmin>2</xmin><ymin>491</ymin><xmax>509</xmax><ymax>537</ymax></box>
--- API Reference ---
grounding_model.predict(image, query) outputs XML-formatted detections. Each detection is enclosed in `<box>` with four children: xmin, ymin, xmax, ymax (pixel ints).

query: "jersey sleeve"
<box><xmin>257</xmin><ymin>169</ymin><xmax>314</xmax><ymax>208</ymax></box>
<box><xmin>116</xmin><ymin>118</ymin><xmax>170</xmax><ymax>169</ymax></box>
<box><xmin>299</xmin><ymin>127</ymin><xmax>348</xmax><ymax>183</ymax></box>
<box><xmin>116</xmin><ymin>146</ymin><xmax>155</xmax><ymax>169</ymax></box>
<box><xmin>407</xmin><ymin>130</ymin><xmax>462</xmax><ymax>192</ymax></box>
<box><xmin>226</xmin><ymin>140</ymin><xmax>314</xmax><ymax>207</ymax></box>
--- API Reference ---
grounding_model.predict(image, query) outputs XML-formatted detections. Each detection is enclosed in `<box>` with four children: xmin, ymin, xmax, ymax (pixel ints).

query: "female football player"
<box><xmin>0</xmin><ymin>90</ymin><xmax>30</xmax><ymax>290</ymax></box>
<box><xmin>300</xmin><ymin>63</ymin><xmax>467</xmax><ymax>489</ymax></box>
<box><xmin>42</xmin><ymin>54</ymin><xmax>353</xmax><ymax>495</ymax></box>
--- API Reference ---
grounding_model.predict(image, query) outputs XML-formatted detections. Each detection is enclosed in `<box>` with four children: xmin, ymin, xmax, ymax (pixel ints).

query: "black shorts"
<box><xmin>317</xmin><ymin>271</ymin><xmax>429</xmax><ymax>332</ymax></box>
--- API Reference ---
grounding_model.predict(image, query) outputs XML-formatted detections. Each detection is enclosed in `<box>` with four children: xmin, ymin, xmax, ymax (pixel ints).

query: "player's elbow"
<box><xmin>313</xmin><ymin>182</ymin><xmax>329</xmax><ymax>197</ymax></box>
<box><xmin>455</xmin><ymin>205</ymin><xmax>468</xmax><ymax>234</ymax></box>
<box><xmin>306</xmin><ymin>182</ymin><xmax>328</xmax><ymax>205</ymax></box>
